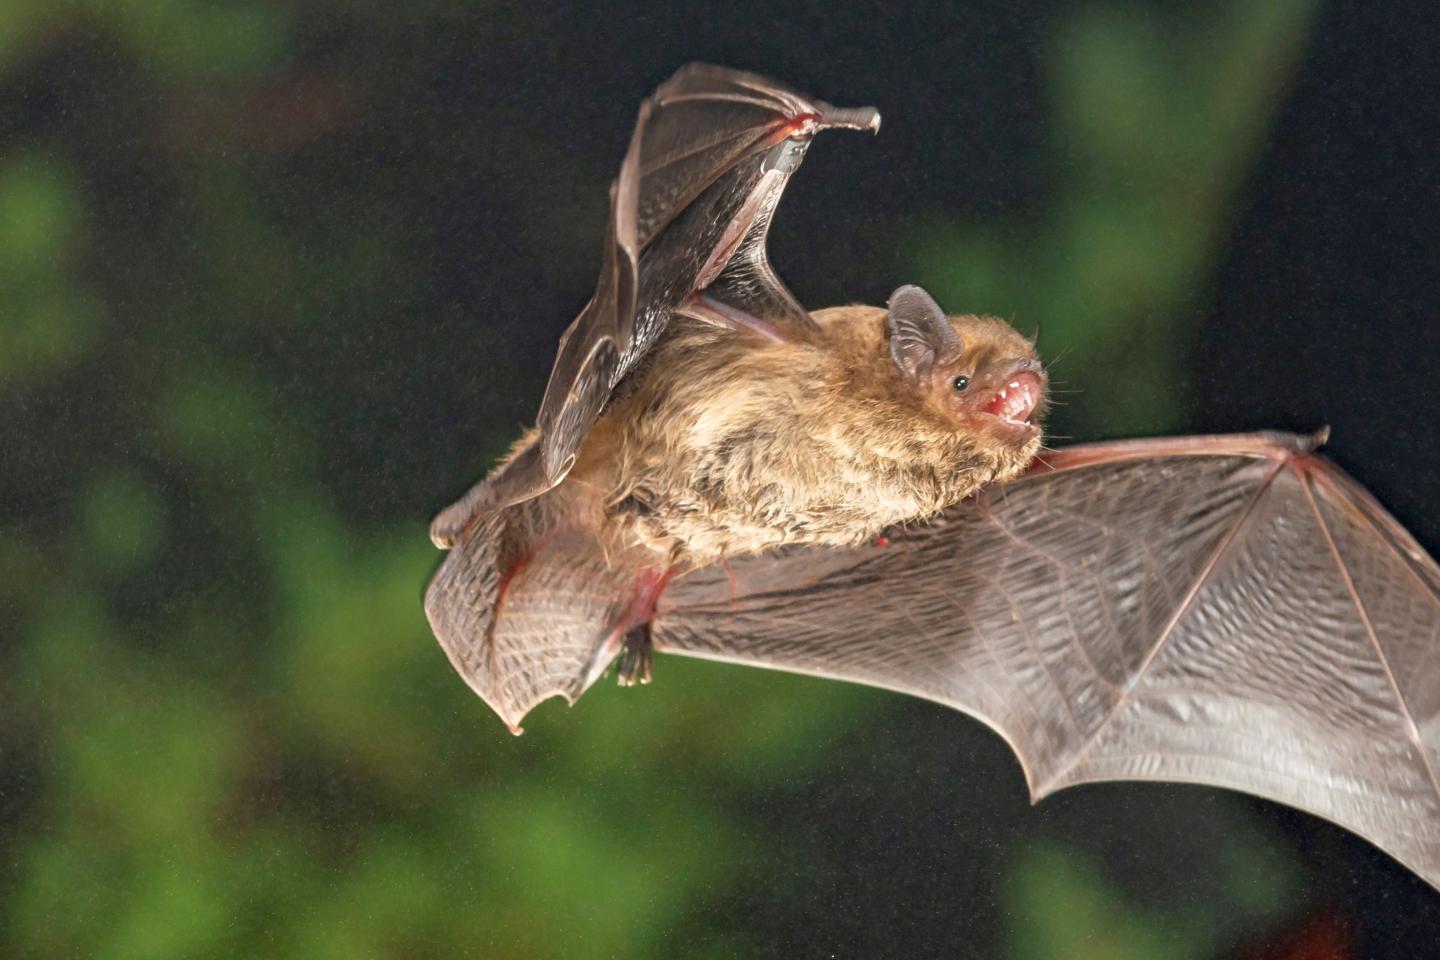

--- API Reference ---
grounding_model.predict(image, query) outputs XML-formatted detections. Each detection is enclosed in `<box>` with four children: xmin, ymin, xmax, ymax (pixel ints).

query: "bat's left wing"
<box><xmin>653</xmin><ymin>431</ymin><xmax>1440</xmax><ymax>891</ymax></box>
<box><xmin>430</xmin><ymin>65</ymin><xmax>879</xmax><ymax>547</ymax></box>
<box><xmin>534</xmin><ymin>64</ymin><xmax>880</xmax><ymax>479</ymax></box>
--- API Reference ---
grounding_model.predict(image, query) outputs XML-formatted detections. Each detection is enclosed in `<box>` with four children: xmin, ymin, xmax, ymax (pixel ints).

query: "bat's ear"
<box><xmin>887</xmin><ymin>285</ymin><xmax>962</xmax><ymax>387</ymax></box>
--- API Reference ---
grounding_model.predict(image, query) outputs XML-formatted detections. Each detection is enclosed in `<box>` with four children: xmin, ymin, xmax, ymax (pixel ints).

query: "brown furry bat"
<box><xmin>458</xmin><ymin>291</ymin><xmax>1045</xmax><ymax>709</ymax></box>
<box><xmin>422</xmin><ymin>64</ymin><xmax>1048</xmax><ymax>730</ymax></box>
<box><xmin>423</xmin><ymin>62</ymin><xmax>1440</xmax><ymax>896</ymax></box>
<box><xmin>555</xmin><ymin>297</ymin><xmax>1043</xmax><ymax>567</ymax></box>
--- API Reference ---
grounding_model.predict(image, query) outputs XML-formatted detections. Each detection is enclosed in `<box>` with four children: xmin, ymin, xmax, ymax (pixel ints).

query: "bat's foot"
<box><xmin>617</xmin><ymin>623</ymin><xmax>653</xmax><ymax>686</ymax></box>
<box><xmin>607</xmin><ymin>565</ymin><xmax>680</xmax><ymax>688</ymax></box>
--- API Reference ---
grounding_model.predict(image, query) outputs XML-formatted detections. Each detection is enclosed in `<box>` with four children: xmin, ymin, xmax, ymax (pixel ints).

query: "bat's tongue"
<box><xmin>983</xmin><ymin>372</ymin><xmax>1042</xmax><ymax>424</ymax></box>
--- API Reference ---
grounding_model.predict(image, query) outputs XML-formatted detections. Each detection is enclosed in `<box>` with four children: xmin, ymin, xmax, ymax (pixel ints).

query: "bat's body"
<box><xmin>425</xmin><ymin>64</ymin><xmax>1440</xmax><ymax>893</ymax></box>
<box><xmin>442</xmin><ymin>299</ymin><xmax>1045</xmax><ymax>720</ymax></box>
<box><xmin>529</xmin><ymin>304</ymin><xmax>1042</xmax><ymax>565</ymax></box>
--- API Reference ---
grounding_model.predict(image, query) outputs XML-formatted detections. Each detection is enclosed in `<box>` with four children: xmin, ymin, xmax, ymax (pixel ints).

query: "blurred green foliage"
<box><xmin>0</xmin><ymin>154</ymin><xmax>101</xmax><ymax>388</ymax></box>
<box><xmin>1</xmin><ymin>1</ymin><xmax>1321</xmax><ymax>958</ymax></box>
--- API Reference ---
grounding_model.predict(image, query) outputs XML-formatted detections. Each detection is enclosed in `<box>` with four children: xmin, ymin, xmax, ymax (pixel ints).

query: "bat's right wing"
<box><xmin>654</xmin><ymin>431</ymin><xmax>1440</xmax><ymax>891</ymax></box>
<box><xmin>430</xmin><ymin>65</ymin><xmax>878</xmax><ymax>548</ymax></box>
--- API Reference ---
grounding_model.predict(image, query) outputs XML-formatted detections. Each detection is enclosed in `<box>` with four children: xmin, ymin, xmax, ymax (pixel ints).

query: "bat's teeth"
<box><xmin>984</xmin><ymin>373</ymin><xmax>1042</xmax><ymax>424</ymax></box>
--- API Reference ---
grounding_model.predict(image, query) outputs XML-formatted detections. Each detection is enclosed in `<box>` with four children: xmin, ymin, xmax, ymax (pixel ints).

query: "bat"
<box><xmin>424</xmin><ymin>64</ymin><xmax>1440</xmax><ymax>893</ymax></box>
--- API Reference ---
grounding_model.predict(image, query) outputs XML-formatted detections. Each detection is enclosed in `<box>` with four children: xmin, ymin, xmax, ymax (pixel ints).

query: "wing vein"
<box><xmin>637</xmin><ymin>125</ymin><xmax>770</xmax><ymax>177</ymax></box>
<box><xmin>948</xmin><ymin>595</ymin><xmax>1053</xmax><ymax>760</ymax></box>
<box><xmin>706</xmin><ymin>73</ymin><xmax>806</xmax><ymax>111</ymax></box>
<box><xmin>1313</xmin><ymin>471</ymin><xmax>1440</xmax><ymax>619</ymax></box>
<box><xmin>1300</xmin><ymin>471</ymin><xmax>1440</xmax><ymax>810</ymax></box>
<box><xmin>1034</xmin><ymin>458</ymin><xmax>1286</xmax><ymax>795</ymax></box>
<box><xmin>657</xmin><ymin>91</ymin><xmax>789</xmax><ymax>112</ymax></box>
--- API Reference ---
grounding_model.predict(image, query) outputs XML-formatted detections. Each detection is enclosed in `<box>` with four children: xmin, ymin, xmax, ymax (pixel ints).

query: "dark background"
<box><xmin>2</xmin><ymin>1</ymin><xmax>1437</xmax><ymax>957</ymax></box>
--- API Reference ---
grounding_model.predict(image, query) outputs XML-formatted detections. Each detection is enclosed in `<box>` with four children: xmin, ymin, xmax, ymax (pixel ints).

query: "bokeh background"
<box><xmin>3</xmin><ymin>1</ymin><xmax>1438</xmax><ymax>957</ymax></box>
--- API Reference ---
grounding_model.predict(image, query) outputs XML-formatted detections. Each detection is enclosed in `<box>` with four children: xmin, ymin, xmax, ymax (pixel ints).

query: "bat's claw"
<box><xmin>617</xmin><ymin>623</ymin><xmax>653</xmax><ymax>687</ymax></box>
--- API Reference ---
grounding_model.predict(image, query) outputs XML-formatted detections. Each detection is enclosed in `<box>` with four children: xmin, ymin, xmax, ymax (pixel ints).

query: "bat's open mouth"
<box><xmin>982</xmin><ymin>371</ymin><xmax>1042</xmax><ymax>426</ymax></box>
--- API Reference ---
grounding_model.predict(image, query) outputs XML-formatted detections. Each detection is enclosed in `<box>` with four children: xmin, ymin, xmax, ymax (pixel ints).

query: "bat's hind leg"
<box><xmin>617</xmin><ymin>623</ymin><xmax>653</xmax><ymax>686</ymax></box>
<box><xmin>591</xmin><ymin>564</ymin><xmax>679</xmax><ymax>690</ymax></box>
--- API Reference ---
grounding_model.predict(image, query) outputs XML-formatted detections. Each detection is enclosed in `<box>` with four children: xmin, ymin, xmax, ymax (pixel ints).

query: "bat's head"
<box><xmin>886</xmin><ymin>285</ymin><xmax>1047</xmax><ymax>454</ymax></box>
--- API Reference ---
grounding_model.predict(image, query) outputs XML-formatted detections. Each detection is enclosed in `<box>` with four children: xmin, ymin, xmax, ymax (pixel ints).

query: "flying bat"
<box><xmin>425</xmin><ymin>64</ymin><xmax>1440</xmax><ymax>892</ymax></box>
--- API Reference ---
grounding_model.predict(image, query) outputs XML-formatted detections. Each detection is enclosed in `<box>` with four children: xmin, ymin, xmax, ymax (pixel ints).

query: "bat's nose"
<box><xmin>1008</xmin><ymin>356</ymin><xmax>1046</xmax><ymax>384</ymax></box>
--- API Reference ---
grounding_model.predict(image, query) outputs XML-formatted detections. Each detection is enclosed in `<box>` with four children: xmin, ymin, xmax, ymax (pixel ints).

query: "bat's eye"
<box><xmin>952</xmin><ymin>375</ymin><xmax>970</xmax><ymax>392</ymax></box>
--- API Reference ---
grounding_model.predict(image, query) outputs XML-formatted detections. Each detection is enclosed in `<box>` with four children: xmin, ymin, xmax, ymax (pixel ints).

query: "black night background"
<box><xmin>2</xmin><ymin>1</ymin><xmax>1437</xmax><ymax>957</ymax></box>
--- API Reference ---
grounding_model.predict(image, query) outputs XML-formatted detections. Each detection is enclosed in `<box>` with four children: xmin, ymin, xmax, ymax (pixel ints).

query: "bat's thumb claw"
<box><xmin>429</xmin><ymin>482</ymin><xmax>499</xmax><ymax>548</ymax></box>
<box><xmin>429</xmin><ymin>521</ymin><xmax>456</xmax><ymax>549</ymax></box>
<box><xmin>821</xmin><ymin>105</ymin><xmax>881</xmax><ymax>134</ymax></box>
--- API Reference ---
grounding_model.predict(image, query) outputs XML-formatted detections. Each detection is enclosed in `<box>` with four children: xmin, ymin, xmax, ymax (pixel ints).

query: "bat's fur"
<box><xmin>503</xmin><ymin>305</ymin><xmax>1045</xmax><ymax>568</ymax></box>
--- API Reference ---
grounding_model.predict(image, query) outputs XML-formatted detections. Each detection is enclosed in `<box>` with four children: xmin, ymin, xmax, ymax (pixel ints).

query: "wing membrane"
<box><xmin>654</xmin><ymin>432</ymin><xmax>1440</xmax><ymax>890</ymax></box>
